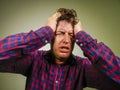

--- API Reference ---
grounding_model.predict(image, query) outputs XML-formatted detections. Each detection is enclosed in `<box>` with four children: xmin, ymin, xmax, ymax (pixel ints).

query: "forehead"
<box><xmin>57</xmin><ymin>20</ymin><xmax>73</xmax><ymax>32</ymax></box>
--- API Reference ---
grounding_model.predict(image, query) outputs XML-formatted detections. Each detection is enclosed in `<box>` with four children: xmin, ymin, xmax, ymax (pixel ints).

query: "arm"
<box><xmin>0</xmin><ymin>12</ymin><xmax>60</xmax><ymax>75</ymax></box>
<box><xmin>0</xmin><ymin>26</ymin><xmax>53</xmax><ymax>75</ymax></box>
<box><xmin>0</xmin><ymin>26</ymin><xmax>53</xmax><ymax>60</ymax></box>
<box><xmin>0</xmin><ymin>12</ymin><xmax>60</xmax><ymax>60</ymax></box>
<box><xmin>74</xmin><ymin>21</ymin><xmax>120</xmax><ymax>88</ymax></box>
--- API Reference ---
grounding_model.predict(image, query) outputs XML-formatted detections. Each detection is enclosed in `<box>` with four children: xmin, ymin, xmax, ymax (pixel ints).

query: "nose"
<box><xmin>63</xmin><ymin>33</ymin><xmax>71</xmax><ymax>44</ymax></box>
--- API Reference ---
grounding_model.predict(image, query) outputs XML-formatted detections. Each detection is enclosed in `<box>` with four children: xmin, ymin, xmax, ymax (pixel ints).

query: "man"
<box><xmin>0</xmin><ymin>8</ymin><xmax>120</xmax><ymax>90</ymax></box>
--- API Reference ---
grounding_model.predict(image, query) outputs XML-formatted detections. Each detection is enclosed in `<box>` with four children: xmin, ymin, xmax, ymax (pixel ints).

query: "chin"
<box><xmin>59</xmin><ymin>53</ymin><xmax>71</xmax><ymax>59</ymax></box>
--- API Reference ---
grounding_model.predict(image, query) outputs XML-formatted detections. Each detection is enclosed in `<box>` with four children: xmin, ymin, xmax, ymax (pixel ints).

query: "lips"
<box><xmin>59</xmin><ymin>46</ymin><xmax>70</xmax><ymax>53</ymax></box>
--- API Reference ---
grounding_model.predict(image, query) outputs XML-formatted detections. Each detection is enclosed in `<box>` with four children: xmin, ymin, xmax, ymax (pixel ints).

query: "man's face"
<box><xmin>52</xmin><ymin>20</ymin><xmax>74</xmax><ymax>61</ymax></box>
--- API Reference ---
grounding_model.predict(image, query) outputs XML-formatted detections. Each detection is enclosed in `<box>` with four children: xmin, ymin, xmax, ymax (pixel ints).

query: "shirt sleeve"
<box><xmin>75</xmin><ymin>31</ymin><xmax>120</xmax><ymax>86</ymax></box>
<box><xmin>0</xmin><ymin>26</ymin><xmax>54</xmax><ymax>75</ymax></box>
<box><xmin>0</xmin><ymin>26</ymin><xmax>53</xmax><ymax>60</ymax></box>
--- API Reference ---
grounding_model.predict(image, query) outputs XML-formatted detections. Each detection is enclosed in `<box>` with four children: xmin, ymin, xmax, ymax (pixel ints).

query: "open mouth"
<box><xmin>60</xmin><ymin>46</ymin><xmax>70</xmax><ymax>53</ymax></box>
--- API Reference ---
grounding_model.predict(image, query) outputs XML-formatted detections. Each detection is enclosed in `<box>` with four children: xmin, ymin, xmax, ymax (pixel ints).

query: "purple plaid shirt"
<box><xmin>0</xmin><ymin>26</ymin><xmax>120</xmax><ymax>90</ymax></box>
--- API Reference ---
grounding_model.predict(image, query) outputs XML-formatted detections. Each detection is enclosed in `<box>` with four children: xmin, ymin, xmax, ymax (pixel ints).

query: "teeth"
<box><xmin>62</xmin><ymin>47</ymin><xmax>68</xmax><ymax>49</ymax></box>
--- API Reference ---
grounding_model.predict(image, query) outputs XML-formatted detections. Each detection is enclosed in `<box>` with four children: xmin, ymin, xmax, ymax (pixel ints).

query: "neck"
<box><xmin>55</xmin><ymin>59</ymin><xmax>65</xmax><ymax>65</ymax></box>
<box><xmin>55</xmin><ymin>58</ymin><xmax>67</xmax><ymax>65</ymax></box>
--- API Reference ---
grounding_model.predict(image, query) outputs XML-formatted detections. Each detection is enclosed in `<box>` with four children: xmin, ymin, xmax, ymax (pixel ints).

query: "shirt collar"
<box><xmin>44</xmin><ymin>50</ymin><xmax>76</xmax><ymax>66</ymax></box>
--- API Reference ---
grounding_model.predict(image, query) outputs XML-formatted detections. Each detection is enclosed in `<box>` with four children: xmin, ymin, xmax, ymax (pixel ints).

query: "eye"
<box><xmin>56</xmin><ymin>31</ymin><xmax>65</xmax><ymax>36</ymax></box>
<box><xmin>69</xmin><ymin>33</ymin><xmax>74</xmax><ymax>38</ymax></box>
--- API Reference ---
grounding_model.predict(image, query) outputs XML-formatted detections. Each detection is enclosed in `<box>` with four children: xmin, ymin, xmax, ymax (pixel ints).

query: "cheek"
<box><xmin>53</xmin><ymin>38</ymin><xmax>60</xmax><ymax>49</ymax></box>
<box><xmin>54</xmin><ymin>36</ymin><xmax>62</xmax><ymax>44</ymax></box>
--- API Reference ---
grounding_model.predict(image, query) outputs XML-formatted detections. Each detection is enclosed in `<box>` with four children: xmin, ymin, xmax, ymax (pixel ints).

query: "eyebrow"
<box><xmin>56</xmin><ymin>29</ymin><xmax>73</xmax><ymax>33</ymax></box>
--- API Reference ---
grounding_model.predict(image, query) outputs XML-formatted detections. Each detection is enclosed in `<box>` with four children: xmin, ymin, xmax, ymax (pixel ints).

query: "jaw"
<box><xmin>54</xmin><ymin>49</ymin><xmax>72</xmax><ymax>63</ymax></box>
<box><xmin>54</xmin><ymin>54</ymin><xmax>69</xmax><ymax>65</ymax></box>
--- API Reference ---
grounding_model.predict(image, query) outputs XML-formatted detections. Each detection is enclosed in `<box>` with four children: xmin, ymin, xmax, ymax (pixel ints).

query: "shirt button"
<box><xmin>80</xmin><ymin>43</ymin><xmax>83</xmax><ymax>46</ymax></box>
<box><xmin>45</xmin><ymin>40</ymin><xmax>48</xmax><ymax>43</ymax></box>
<box><xmin>55</xmin><ymin>80</ymin><xmax>59</xmax><ymax>84</ymax></box>
<box><xmin>76</xmin><ymin>39</ymin><xmax>78</xmax><ymax>42</ymax></box>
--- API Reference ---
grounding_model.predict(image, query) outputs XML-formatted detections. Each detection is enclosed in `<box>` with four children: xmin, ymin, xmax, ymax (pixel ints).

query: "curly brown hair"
<box><xmin>57</xmin><ymin>8</ymin><xmax>78</xmax><ymax>27</ymax></box>
<box><xmin>50</xmin><ymin>8</ymin><xmax>77</xmax><ymax>51</ymax></box>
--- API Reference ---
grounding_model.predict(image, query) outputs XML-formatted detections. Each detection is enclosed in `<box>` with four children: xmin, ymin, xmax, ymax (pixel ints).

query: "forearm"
<box><xmin>0</xmin><ymin>26</ymin><xmax>53</xmax><ymax>60</ymax></box>
<box><xmin>75</xmin><ymin>31</ymin><xmax>120</xmax><ymax>84</ymax></box>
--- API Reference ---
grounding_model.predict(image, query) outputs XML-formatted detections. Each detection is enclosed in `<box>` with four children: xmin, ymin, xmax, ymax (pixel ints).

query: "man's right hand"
<box><xmin>46</xmin><ymin>13</ymin><xmax>61</xmax><ymax>32</ymax></box>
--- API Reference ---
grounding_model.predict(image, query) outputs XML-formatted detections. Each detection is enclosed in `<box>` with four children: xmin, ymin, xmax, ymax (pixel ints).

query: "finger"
<box><xmin>52</xmin><ymin>12</ymin><xmax>61</xmax><ymax>18</ymax></box>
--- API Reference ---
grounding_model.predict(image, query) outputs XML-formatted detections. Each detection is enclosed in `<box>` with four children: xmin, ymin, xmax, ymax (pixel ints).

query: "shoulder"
<box><xmin>30</xmin><ymin>50</ymin><xmax>50</xmax><ymax>60</ymax></box>
<box><xmin>73</xmin><ymin>55</ymin><xmax>92</xmax><ymax>67</ymax></box>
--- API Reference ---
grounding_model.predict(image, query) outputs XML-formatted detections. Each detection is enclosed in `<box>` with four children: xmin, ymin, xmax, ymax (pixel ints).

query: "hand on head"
<box><xmin>46</xmin><ymin>8</ymin><xmax>83</xmax><ymax>35</ymax></box>
<box><xmin>46</xmin><ymin>12</ymin><xmax>61</xmax><ymax>32</ymax></box>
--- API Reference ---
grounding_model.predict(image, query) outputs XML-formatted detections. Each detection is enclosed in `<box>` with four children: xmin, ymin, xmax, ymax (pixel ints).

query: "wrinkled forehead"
<box><xmin>56</xmin><ymin>20</ymin><xmax>74</xmax><ymax>33</ymax></box>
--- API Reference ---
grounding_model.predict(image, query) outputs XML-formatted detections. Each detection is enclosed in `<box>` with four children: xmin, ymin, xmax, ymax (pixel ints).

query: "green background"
<box><xmin>0</xmin><ymin>0</ymin><xmax>120</xmax><ymax>90</ymax></box>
